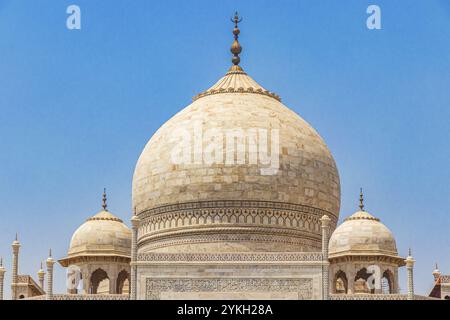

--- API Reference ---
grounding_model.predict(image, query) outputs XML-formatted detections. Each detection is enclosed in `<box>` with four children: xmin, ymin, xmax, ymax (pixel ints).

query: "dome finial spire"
<box><xmin>230</xmin><ymin>11</ymin><xmax>243</xmax><ymax>67</ymax></box>
<box><xmin>359</xmin><ymin>188</ymin><xmax>364</xmax><ymax>211</ymax></box>
<box><xmin>102</xmin><ymin>188</ymin><xmax>107</xmax><ymax>211</ymax></box>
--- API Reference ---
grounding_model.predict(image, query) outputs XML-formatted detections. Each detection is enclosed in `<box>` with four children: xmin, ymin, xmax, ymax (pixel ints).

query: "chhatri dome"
<box><xmin>62</xmin><ymin>190</ymin><xmax>131</xmax><ymax>259</ymax></box>
<box><xmin>327</xmin><ymin>190</ymin><xmax>405</xmax><ymax>295</ymax></box>
<box><xmin>58</xmin><ymin>190</ymin><xmax>132</xmax><ymax>295</ymax></box>
<box><xmin>132</xmin><ymin>13</ymin><xmax>340</xmax><ymax>253</ymax></box>
<box><xmin>329</xmin><ymin>190</ymin><xmax>399</xmax><ymax>258</ymax></box>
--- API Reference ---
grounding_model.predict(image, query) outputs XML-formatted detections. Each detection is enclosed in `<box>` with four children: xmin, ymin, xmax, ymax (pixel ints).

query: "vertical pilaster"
<box><xmin>130</xmin><ymin>213</ymin><xmax>140</xmax><ymax>300</ymax></box>
<box><xmin>46</xmin><ymin>249</ymin><xmax>55</xmax><ymax>300</ymax></box>
<box><xmin>347</xmin><ymin>268</ymin><xmax>355</xmax><ymax>295</ymax></box>
<box><xmin>109</xmin><ymin>266</ymin><xmax>117</xmax><ymax>294</ymax></box>
<box><xmin>320</xmin><ymin>215</ymin><xmax>331</xmax><ymax>300</ymax></box>
<box><xmin>11</xmin><ymin>234</ymin><xmax>20</xmax><ymax>300</ymax></box>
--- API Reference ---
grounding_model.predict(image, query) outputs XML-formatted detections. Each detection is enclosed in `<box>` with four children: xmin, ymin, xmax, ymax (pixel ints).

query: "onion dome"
<box><xmin>132</xmin><ymin>13</ymin><xmax>340</xmax><ymax>253</ymax></box>
<box><xmin>60</xmin><ymin>190</ymin><xmax>131</xmax><ymax>265</ymax></box>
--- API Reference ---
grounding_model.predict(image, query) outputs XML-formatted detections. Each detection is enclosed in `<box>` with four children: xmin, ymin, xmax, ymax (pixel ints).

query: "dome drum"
<box><xmin>134</xmin><ymin>199</ymin><xmax>338</xmax><ymax>253</ymax></box>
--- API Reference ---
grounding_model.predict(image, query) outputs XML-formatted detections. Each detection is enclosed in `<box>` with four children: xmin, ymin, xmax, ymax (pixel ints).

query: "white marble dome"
<box><xmin>68</xmin><ymin>210</ymin><xmax>131</xmax><ymax>258</ymax></box>
<box><xmin>132</xmin><ymin>65</ymin><xmax>340</xmax><ymax>253</ymax></box>
<box><xmin>328</xmin><ymin>210</ymin><xmax>398</xmax><ymax>257</ymax></box>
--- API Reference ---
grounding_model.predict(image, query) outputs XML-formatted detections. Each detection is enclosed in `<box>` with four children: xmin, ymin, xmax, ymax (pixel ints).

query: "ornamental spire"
<box><xmin>102</xmin><ymin>188</ymin><xmax>107</xmax><ymax>211</ymax></box>
<box><xmin>359</xmin><ymin>188</ymin><xmax>364</xmax><ymax>211</ymax></box>
<box><xmin>230</xmin><ymin>11</ymin><xmax>243</xmax><ymax>67</ymax></box>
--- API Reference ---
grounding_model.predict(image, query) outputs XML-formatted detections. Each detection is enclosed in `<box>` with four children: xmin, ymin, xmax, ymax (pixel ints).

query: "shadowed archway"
<box><xmin>334</xmin><ymin>270</ymin><xmax>348</xmax><ymax>294</ymax></box>
<box><xmin>90</xmin><ymin>268</ymin><xmax>109</xmax><ymax>294</ymax></box>
<box><xmin>116</xmin><ymin>269</ymin><xmax>130</xmax><ymax>294</ymax></box>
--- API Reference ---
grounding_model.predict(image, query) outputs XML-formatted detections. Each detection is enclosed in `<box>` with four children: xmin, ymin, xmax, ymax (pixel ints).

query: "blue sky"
<box><xmin>0</xmin><ymin>0</ymin><xmax>449</xmax><ymax>296</ymax></box>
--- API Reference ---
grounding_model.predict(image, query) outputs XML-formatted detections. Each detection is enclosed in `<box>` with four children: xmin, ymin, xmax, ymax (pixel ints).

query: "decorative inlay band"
<box><xmin>138</xmin><ymin>229</ymin><xmax>321</xmax><ymax>252</ymax></box>
<box><xmin>136</xmin><ymin>200</ymin><xmax>337</xmax><ymax>251</ymax></box>
<box><xmin>138</xmin><ymin>200</ymin><xmax>334</xmax><ymax>220</ymax></box>
<box><xmin>137</xmin><ymin>201</ymin><xmax>336</xmax><ymax>235</ymax></box>
<box><xmin>87</xmin><ymin>216</ymin><xmax>123</xmax><ymax>222</ymax></box>
<box><xmin>330</xmin><ymin>294</ymin><xmax>437</xmax><ymax>300</ymax></box>
<box><xmin>193</xmin><ymin>86</ymin><xmax>281</xmax><ymax>102</ymax></box>
<box><xmin>192</xmin><ymin>68</ymin><xmax>282</xmax><ymax>102</ymax></box>
<box><xmin>146</xmin><ymin>278</ymin><xmax>312</xmax><ymax>300</ymax></box>
<box><xmin>137</xmin><ymin>252</ymin><xmax>323</xmax><ymax>262</ymax></box>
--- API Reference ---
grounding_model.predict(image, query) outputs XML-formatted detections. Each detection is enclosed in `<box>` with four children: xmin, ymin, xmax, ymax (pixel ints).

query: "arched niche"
<box><xmin>90</xmin><ymin>268</ymin><xmax>109</xmax><ymax>294</ymax></box>
<box><xmin>116</xmin><ymin>269</ymin><xmax>130</xmax><ymax>294</ymax></box>
<box><xmin>333</xmin><ymin>270</ymin><xmax>348</xmax><ymax>294</ymax></box>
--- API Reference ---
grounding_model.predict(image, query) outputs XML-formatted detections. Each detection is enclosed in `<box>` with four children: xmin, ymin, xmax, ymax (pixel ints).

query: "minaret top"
<box><xmin>405</xmin><ymin>248</ymin><xmax>415</xmax><ymax>265</ymax></box>
<box><xmin>102</xmin><ymin>188</ymin><xmax>108</xmax><ymax>211</ymax></box>
<box><xmin>433</xmin><ymin>263</ymin><xmax>441</xmax><ymax>279</ymax></box>
<box><xmin>359</xmin><ymin>188</ymin><xmax>365</xmax><ymax>211</ymax></box>
<box><xmin>12</xmin><ymin>233</ymin><xmax>20</xmax><ymax>247</ymax></box>
<box><xmin>230</xmin><ymin>12</ymin><xmax>243</xmax><ymax>69</ymax></box>
<box><xmin>38</xmin><ymin>262</ymin><xmax>45</xmax><ymax>275</ymax></box>
<box><xmin>47</xmin><ymin>249</ymin><xmax>55</xmax><ymax>264</ymax></box>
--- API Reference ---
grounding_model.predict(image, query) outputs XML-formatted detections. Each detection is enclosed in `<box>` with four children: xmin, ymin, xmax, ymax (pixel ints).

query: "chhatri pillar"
<box><xmin>58</xmin><ymin>190</ymin><xmax>132</xmax><ymax>296</ymax></box>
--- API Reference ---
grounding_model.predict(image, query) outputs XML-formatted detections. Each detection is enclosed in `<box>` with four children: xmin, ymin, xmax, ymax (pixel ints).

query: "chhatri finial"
<box><xmin>0</xmin><ymin>257</ymin><xmax>3</xmax><ymax>267</ymax></box>
<box><xmin>49</xmin><ymin>248</ymin><xmax>52</xmax><ymax>258</ymax></box>
<box><xmin>15</xmin><ymin>232</ymin><xmax>18</xmax><ymax>241</ymax></box>
<box><xmin>102</xmin><ymin>188</ymin><xmax>107</xmax><ymax>211</ymax></box>
<box><xmin>230</xmin><ymin>11</ymin><xmax>243</xmax><ymax>66</ymax></box>
<box><xmin>408</xmin><ymin>248</ymin><xmax>412</xmax><ymax>256</ymax></box>
<box><xmin>359</xmin><ymin>188</ymin><xmax>364</xmax><ymax>211</ymax></box>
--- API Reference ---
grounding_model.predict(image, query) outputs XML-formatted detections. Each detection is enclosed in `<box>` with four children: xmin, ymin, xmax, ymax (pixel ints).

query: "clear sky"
<box><xmin>0</xmin><ymin>0</ymin><xmax>449</xmax><ymax>297</ymax></box>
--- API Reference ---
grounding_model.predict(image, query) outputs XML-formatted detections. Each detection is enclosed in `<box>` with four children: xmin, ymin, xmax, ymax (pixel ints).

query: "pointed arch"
<box><xmin>333</xmin><ymin>270</ymin><xmax>348</xmax><ymax>294</ymax></box>
<box><xmin>90</xmin><ymin>268</ymin><xmax>109</xmax><ymax>294</ymax></box>
<box><xmin>116</xmin><ymin>269</ymin><xmax>130</xmax><ymax>294</ymax></box>
<box><xmin>354</xmin><ymin>267</ymin><xmax>373</xmax><ymax>294</ymax></box>
<box><xmin>381</xmin><ymin>269</ymin><xmax>394</xmax><ymax>294</ymax></box>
